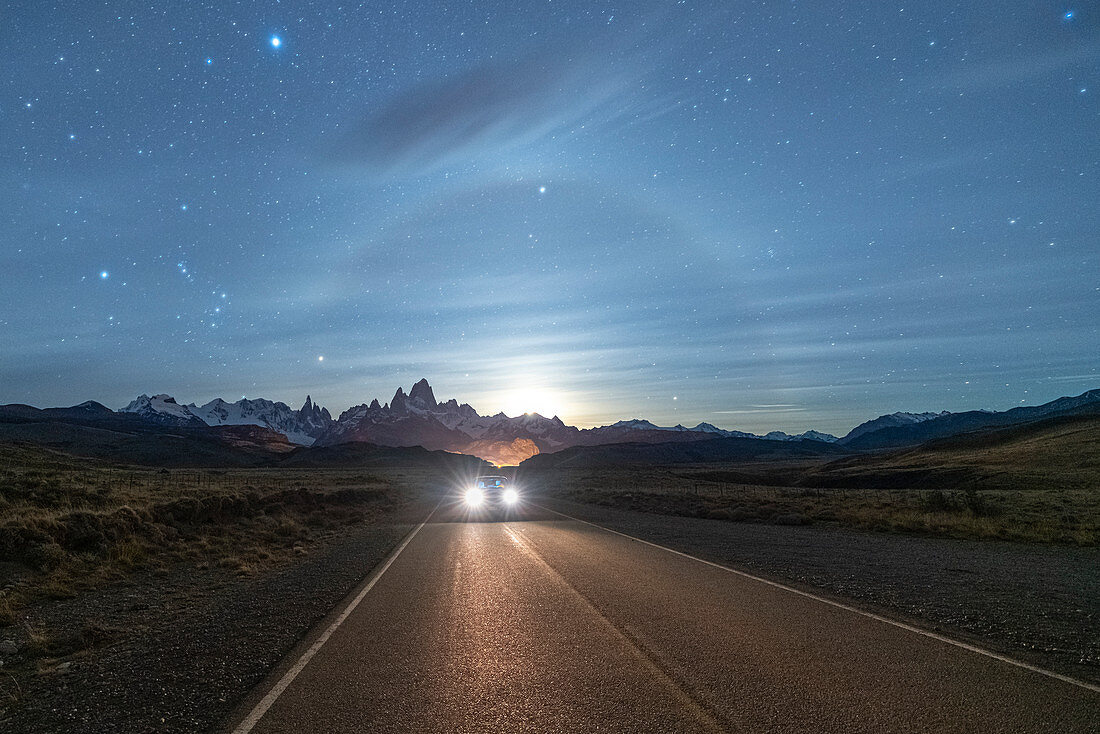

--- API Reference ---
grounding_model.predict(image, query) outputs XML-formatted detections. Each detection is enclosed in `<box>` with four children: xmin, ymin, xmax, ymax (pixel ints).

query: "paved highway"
<box><xmin>227</xmin><ymin>502</ymin><xmax>1099</xmax><ymax>733</ymax></box>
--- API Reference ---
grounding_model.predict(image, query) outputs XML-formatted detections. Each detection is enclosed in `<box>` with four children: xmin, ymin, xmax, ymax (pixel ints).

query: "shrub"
<box><xmin>274</xmin><ymin>518</ymin><xmax>303</xmax><ymax>538</ymax></box>
<box><xmin>963</xmin><ymin>488</ymin><xmax>999</xmax><ymax>517</ymax></box>
<box><xmin>0</xmin><ymin>597</ymin><xmax>15</xmax><ymax>627</ymax></box>
<box><xmin>40</xmin><ymin>580</ymin><xmax>77</xmax><ymax>599</ymax></box>
<box><xmin>110</xmin><ymin>539</ymin><xmax>148</xmax><ymax>567</ymax></box>
<box><xmin>920</xmin><ymin>490</ymin><xmax>959</xmax><ymax>513</ymax></box>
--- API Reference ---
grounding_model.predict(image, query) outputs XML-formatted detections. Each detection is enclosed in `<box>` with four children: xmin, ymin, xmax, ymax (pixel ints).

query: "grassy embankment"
<box><xmin>0</xmin><ymin>443</ymin><xmax>435</xmax><ymax>630</ymax></box>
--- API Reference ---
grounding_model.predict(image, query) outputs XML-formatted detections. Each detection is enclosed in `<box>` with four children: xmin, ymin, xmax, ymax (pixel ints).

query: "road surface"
<box><xmin>227</xmin><ymin>502</ymin><xmax>1099</xmax><ymax>733</ymax></box>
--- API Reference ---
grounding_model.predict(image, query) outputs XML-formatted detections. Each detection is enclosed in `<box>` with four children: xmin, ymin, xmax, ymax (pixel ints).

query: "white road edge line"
<box><xmin>230</xmin><ymin>506</ymin><xmax>438</xmax><ymax>734</ymax></box>
<box><xmin>536</xmin><ymin>503</ymin><xmax>1100</xmax><ymax>695</ymax></box>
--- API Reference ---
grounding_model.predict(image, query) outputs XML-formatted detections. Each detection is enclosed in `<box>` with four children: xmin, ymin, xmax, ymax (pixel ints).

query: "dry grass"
<box><xmin>523</xmin><ymin>416</ymin><xmax>1100</xmax><ymax>544</ymax></box>
<box><xmin>0</xmin><ymin>443</ymin><xmax>432</xmax><ymax>629</ymax></box>
<box><xmin>529</xmin><ymin>465</ymin><xmax>1100</xmax><ymax>545</ymax></box>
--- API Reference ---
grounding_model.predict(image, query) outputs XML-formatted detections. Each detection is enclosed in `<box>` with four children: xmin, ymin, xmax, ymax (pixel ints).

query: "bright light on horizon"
<box><xmin>500</xmin><ymin>386</ymin><xmax>566</xmax><ymax>420</ymax></box>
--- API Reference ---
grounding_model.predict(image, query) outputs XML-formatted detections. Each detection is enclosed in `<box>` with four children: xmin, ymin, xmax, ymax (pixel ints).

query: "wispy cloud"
<box><xmin>713</xmin><ymin>408</ymin><xmax>807</xmax><ymax>415</ymax></box>
<box><xmin>1045</xmin><ymin>374</ymin><xmax>1100</xmax><ymax>383</ymax></box>
<box><xmin>927</xmin><ymin>40</ymin><xmax>1100</xmax><ymax>93</ymax></box>
<box><xmin>332</xmin><ymin>38</ymin><xmax>635</xmax><ymax>176</ymax></box>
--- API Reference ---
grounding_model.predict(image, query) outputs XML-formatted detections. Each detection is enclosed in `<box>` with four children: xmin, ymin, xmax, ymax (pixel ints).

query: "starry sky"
<box><xmin>2</xmin><ymin>1</ymin><xmax>1097</xmax><ymax>434</ymax></box>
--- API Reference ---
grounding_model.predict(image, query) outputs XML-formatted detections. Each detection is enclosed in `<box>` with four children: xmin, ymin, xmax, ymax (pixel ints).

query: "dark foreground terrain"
<box><xmin>1</xmin><ymin>431</ymin><xmax>1097</xmax><ymax>732</ymax></box>
<box><xmin>1</xmin><ymin>505</ymin><xmax>429</xmax><ymax>732</ymax></box>
<box><xmin>0</xmin><ymin>443</ymin><xmax>468</xmax><ymax>732</ymax></box>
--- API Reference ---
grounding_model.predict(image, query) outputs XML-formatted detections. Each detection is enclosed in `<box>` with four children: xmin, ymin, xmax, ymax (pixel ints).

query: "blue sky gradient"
<box><xmin>2</xmin><ymin>1</ymin><xmax>1097</xmax><ymax>433</ymax></box>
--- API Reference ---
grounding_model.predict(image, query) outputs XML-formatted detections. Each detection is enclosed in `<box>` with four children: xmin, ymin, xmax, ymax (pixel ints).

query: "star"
<box><xmin>317</xmin><ymin>355</ymin><xmax>324</xmax><ymax>362</ymax></box>
<box><xmin>100</xmin><ymin>271</ymin><xmax>109</xmax><ymax>279</ymax></box>
<box><xmin>270</xmin><ymin>36</ymin><xmax>282</xmax><ymax>48</ymax></box>
<box><xmin>538</xmin><ymin>186</ymin><xmax>546</xmax><ymax>194</ymax></box>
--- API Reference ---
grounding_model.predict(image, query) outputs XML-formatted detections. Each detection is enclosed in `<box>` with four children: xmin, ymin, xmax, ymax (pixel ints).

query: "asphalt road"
<box><xmin>228</xmin><ymin>501</ymin><xmax>1100</xmax><ymax>733</ymax></box>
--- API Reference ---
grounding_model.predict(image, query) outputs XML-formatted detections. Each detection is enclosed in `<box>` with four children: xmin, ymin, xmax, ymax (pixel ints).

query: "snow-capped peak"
<box><xmin>187</xmin><ymin>396</ymin><xmax>333</xmax><ymax>445</ymax></box>
<box><xmin>841</xmin><ymin>410</ymin><xmax>952</xmax><ymax>443</ymax></box>
<box><xmin>607</xmin><ymin>419</ymin><xmax>673</xmax><ymax>431</ymax></box>
<box><xmin>796</xmin><ymin>430</ymin><xmax>839</xmax><ymax>443</ymax></box>
<box><xmin>120</xmin><ymin>394</ymin><xmax>205</xmax><ymax>425</ymax></box>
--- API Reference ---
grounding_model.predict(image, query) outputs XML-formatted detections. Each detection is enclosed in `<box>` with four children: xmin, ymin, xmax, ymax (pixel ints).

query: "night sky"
<box><xmin>2</xmin><ymin>1</ymin><xmax>1097</xmax><ymax>434</ymax></box>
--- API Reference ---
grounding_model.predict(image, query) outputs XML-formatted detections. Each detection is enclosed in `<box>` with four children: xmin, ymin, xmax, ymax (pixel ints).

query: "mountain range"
<box><xmin>5</xmin><ymin>380</ymin><xmax>1098</xmax><ymax>466</ymax></box>
<box><xmin>116</xmin><ymin>379</ymin><xmax>848</xmax><ymax>464</ymax></box>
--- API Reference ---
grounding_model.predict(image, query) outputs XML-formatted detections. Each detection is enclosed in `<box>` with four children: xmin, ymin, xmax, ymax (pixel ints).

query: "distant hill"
<box><xmin>520</xmin><ymin>411</ymin><xmax>1100</xmax><ymax>495</ymax></box>
<box><xmin>520</xmin><ymin>436</ymin><xmax>846</xmax><ymax>470</ymax></box>
<box><xmin>840</xmin><ymin>389</ymin><xmax>1100</xmax><ymax>450</ymax></box>
<box><xmin>802</xmin><ymin>412</ymin><xmax>1100</xmax><ymax>491</ymax></box>
<box><xmin>280</xmin><ymin>441</ymin><xmax>491</xmax><ymax>473</ymax></box>
<box><xmin>0</xmin><ymin>404</ymin><xmax>290</xmax><ymax>467</ymax></box>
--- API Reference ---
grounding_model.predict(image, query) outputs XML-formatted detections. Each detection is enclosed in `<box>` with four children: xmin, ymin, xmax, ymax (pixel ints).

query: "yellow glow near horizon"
<box><xmin>501</xmin><ymin>388</ymin><xmax>566</xmax><ymax>419</ymax></box>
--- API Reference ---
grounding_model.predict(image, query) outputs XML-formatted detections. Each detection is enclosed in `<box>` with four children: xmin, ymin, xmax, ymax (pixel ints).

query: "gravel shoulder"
<box><xmin>540</xmin><ymin>497</ymin><xmax>1100</xmax><ymax>686</ymax></box>
<box><xmin>0</xmin><ymin>497</ymin><xmax>435</xmax><ymax>734</ymax></box>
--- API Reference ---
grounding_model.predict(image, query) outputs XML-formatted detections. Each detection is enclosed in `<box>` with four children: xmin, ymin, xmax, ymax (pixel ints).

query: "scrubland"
<box><xmin>523</xmin><ymin>414</ymin><xmax>1100</xmax><ymax>544</ymax></box>
<box><xmin>0</xmin><ymin>443</ymin><xmax>432</xmax><ymax>666</ymax></box>
<box><xmin>530</xmin><ymin>465</ymin><xmax>1098</xmax><ymax>544</ymax></box>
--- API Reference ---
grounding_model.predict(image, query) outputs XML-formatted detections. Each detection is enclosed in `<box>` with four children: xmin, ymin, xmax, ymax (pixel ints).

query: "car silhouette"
<box><xmin>463</xmin><ymin>474</ymin><xmax>520</xmax><ymax>517</ymax></box>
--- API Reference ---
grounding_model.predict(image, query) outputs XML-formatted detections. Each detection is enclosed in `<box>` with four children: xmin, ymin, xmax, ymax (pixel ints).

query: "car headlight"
<box><xmin>503</xmin><ymin>488</ymin><xmax>519</xmax><ymax>504</ymax></box>
<box><xmin>464</xmin><ymin>488</ymin><xmax>484</xmax><ymax>506</ymax></box>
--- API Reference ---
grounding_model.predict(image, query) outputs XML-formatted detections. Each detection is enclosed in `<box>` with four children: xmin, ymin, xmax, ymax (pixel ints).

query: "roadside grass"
<box><xmin>526</xmin><ymin>466</ymin><xmax>1099</xmax><ymax>545</ymax></box>
<box><xmin>0</xmin><ymin>444</ymin><xmax>431</xmax><ymax>639</ymax></box>
<box><xmin>0</xmin><ymin>444</ymin><xmax>441</xmax><ymax>716</ymax></box>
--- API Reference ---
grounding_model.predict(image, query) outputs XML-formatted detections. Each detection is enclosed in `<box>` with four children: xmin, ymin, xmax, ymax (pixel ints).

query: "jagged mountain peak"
<box><xmin>409</xmin><ymin>378</ymin><xmax>437</xmax><ymax>408</ymax></box>
<box><xmin>120</xmin><ymin>393</ymin><xmax>336</xmax><ymax>445</ymax></box>
<box><xmin>390</xmin><ymin>388</ymin><xmax>408</xmax><ymax>414</ymax></box>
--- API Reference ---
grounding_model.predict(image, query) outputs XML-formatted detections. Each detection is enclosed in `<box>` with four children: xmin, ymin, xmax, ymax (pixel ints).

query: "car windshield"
<box><xmin>476</xmin><ymin>476</ymin><xmax>505</xmax><ymax>488</ymax></box>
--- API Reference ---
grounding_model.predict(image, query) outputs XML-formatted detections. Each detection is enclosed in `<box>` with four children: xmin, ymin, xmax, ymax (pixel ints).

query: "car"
<box><xmin>463</xmin><ymin>474</ymin><xmax>521</xmax><ymax>516</ymax></box>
